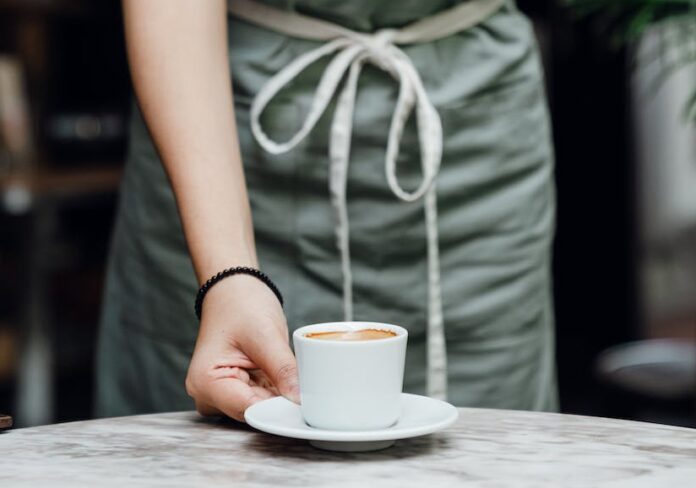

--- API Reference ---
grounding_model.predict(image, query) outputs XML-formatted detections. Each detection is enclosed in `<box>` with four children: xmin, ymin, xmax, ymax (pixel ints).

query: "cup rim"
<box><xmin>293</xmin><ymin>321</ymin><xmax>407</xmax><ymax>345</ymax></box>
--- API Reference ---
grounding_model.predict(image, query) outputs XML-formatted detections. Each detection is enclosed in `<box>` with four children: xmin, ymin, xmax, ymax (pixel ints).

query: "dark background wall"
<box><xmin>519</xmin><ymin>0</ymin><xmax>639</xmax><ymax>417</ymax></box>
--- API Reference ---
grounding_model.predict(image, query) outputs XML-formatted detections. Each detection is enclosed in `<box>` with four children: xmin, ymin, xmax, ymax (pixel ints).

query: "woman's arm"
<box><xmin>123</xmin><ymin>0</ymin><xmax>253</xmax><ymax>277</ymax></box>
<box><xmin>122</xmin><ymin>0</ymin><xmax>299</xmax><ymax>421</ymax></box>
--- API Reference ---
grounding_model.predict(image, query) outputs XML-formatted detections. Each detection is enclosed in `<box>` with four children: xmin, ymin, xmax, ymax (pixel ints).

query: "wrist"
<box><xmin>196</xmin><ymin>253</ymin><xmax>258</xmax><ymax>285</ymax></box>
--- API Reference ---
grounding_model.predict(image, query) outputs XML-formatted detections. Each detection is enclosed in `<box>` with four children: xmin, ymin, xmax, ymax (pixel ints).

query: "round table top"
<box><xmin>1</xmin><ymin>408</ymin><xmax>695</xmax><ymax>487</ymax></box>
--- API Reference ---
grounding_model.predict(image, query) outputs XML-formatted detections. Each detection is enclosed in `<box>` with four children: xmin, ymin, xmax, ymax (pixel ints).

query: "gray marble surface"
<box><xmin>1</xmin><ymin>408</ymin><xmax>695</xmax><ymax>487</ymax></box>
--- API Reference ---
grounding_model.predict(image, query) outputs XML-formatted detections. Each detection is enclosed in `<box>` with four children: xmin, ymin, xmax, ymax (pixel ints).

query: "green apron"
<box><xmin>95</xmin><ymin>0</ymin><xmax>557</xmax><ymax>417</ymax></box>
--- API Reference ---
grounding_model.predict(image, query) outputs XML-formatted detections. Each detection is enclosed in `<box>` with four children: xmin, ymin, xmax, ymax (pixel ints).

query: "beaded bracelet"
<box><xmin>194</xmin><ymin>266</ymin><xmax>283</xmax><ymax>320</ymax></box>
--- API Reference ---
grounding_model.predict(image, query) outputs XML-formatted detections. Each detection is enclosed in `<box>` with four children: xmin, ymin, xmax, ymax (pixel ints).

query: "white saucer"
<box><xmin>245</xmin><ymin>393</ymin><xmax>458</xmax><ymax>452</ymax></box>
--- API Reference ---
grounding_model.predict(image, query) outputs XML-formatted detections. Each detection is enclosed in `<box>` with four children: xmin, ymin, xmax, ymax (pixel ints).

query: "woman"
<box><xmin>96</xmin><ymin>0</ymin><xmax>557</xmax><ymax>421</ymax></box>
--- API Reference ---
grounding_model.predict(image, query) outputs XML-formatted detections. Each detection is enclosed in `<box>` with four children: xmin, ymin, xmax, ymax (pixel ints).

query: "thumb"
<box><xmin>244</xmin><ymin>332</ymin><xmax>300</xmax><ymax>404</ymax></box>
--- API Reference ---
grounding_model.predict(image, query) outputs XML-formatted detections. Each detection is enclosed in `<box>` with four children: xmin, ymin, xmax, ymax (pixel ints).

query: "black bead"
<box><xmin>194</xmin><ymin>266</ymin><xmax>284</xmax><ymax>320</ymax></box>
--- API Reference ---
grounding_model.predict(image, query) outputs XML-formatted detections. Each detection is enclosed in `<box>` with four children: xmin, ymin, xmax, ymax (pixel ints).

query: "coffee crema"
<box><xmin>305</xmin><ymin>329</ymin><xmax>397</xmax><ymax>341</ymax></box>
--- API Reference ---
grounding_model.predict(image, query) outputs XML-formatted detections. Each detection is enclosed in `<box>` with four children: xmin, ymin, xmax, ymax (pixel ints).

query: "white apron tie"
<box><xmin>228</xmin><ymin>0</ymin><xmax>505</xmax><ymax>400</ymax></box>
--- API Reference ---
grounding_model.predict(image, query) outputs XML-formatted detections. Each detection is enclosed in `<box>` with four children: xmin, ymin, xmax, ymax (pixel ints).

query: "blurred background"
<box><xmin>0</xmin><ymin>0</ymin><xmax>694</xmax><ymax>428</ymax></box>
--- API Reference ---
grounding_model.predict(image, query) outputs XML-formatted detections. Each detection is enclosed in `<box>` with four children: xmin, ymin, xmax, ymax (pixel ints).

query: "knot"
<box><xmin>248</xmin><ymin>33</ymin><xmax>442</xmax><ymax>204</ymax></box>
<box><xmin>355</xmin><ymin>28</ymin><xmax>397</xmax><ymax>70</ymax></box>
<box><xmin>372</xmin><ymin>28</ymin><xmax>397</xmax><ymax>47</ymax></box>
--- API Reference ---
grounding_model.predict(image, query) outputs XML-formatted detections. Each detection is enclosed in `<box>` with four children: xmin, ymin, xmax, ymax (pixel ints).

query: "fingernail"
<box><xmin>285</xmin><ymin>384</ymin><xmax>301</xmax><ymax>405</ymax></box>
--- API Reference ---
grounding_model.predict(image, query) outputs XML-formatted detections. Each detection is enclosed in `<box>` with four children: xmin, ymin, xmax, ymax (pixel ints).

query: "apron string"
<box><xmin>228</xmin><ymin>0</ymin><xmax>506</xmax><ymax>401</ymax></box>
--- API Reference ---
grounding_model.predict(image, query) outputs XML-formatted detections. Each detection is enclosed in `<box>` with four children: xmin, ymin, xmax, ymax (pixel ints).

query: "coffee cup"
<box><xmin>292</xmin><ymin>321</ymin><xmax>407</xmax><ymax>431</ymax></box>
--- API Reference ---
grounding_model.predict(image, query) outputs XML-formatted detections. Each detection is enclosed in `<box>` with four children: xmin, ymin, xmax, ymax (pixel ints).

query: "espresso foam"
<box><xmin>305</xmin><ymin>329</ymin><xmax>397</xmax><ymax>341</ymax></box>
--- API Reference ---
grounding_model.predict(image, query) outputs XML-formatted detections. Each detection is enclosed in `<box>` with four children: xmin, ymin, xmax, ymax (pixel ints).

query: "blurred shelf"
<box><xmin>0</xmin><ymin>325</ymin><xmax>16</xmax><ymax>383</ymax></box>
<box><xmin>3</xmin><ymin>163</ymin><xmax>121</xmax><ymax>426</ymax></box>
<box><xmin>0</xmin><ymin>0</ymin><xmax>92</xmax><ymax>16</ymax></box>
<box><xmin>0</xmin><ymin>164</ymin><xmax>122</xmax><ymax>208</ymax></box>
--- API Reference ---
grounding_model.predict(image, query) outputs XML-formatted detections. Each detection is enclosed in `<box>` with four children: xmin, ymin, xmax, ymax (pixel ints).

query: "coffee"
<box><xmin>305</xmin><ymin>328</ymin><xmax>397</xmax><ymax>341</ymax></box>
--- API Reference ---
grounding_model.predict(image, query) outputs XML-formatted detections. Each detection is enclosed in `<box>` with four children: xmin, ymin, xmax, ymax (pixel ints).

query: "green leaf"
<box><xmin>563</xmin><ymin>0</ymin><xmax>696</xmax><ymax>123</ymax></box>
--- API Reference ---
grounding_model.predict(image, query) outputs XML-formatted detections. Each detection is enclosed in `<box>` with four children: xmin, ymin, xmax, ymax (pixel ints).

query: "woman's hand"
<box><xmin>185</xmin><ymin>275</ymin><xmax>300</xmax><ymax>422</ymax></box>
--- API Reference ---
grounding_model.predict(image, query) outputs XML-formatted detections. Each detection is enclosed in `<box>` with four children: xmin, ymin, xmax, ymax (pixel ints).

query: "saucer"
<box><xmin>244</xmin><ymin>393</ymin><xmax>458</xmax><ymax>452</ymax></box>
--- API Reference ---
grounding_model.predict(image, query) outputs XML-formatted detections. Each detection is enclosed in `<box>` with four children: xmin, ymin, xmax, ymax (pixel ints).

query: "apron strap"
<box><xmin>228</xmin><ymin>0</ymin><xmax>506</xmax><ymax>401</ymax></box>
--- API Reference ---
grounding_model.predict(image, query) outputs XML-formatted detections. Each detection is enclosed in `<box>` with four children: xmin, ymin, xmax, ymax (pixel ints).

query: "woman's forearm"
<box><xmin>123</xmin><ymin>0</ymin><xmax>256</xmax><ymax>283</ymax></box>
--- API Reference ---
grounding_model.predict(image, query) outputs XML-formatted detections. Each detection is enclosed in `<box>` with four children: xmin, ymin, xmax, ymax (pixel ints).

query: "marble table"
<box><xmin>1</xmin><ymin>409</ymin><xmax>695</xmax><ymax>487</ymax></box>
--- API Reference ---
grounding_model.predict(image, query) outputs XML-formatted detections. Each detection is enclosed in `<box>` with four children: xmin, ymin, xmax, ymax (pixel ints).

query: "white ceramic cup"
<box><xmin>293</xmin><ymin>321</ymin><xmax>408</xmax><ymax>431</ymax></box>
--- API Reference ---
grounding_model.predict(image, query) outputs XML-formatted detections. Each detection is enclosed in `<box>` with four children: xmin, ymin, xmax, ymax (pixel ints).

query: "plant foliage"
<box><xmin>565</xmin><ymin>0</ymin><xmax>696</xmax><ymax>120</ymax></box>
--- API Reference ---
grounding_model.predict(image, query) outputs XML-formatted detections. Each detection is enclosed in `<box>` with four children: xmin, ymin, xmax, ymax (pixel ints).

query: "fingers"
<box><xmin>201</xmin><ymin>376</ymin><xmax>264</xmax><ymax>422</ymax></box>
<box><xmin>248</xmin><ymin>369</ymin><xmax>280</xmax><ymax>395</ymax></box>
<box><xmin>243</xmin><ymin>333</ymin><xmax>300</xmax><ymax>404</ymax></box>
<box><xmin>249</xmin><ymin>385</ymin><xmax>275</xmax><ymax>401</ymax></box>
<box><xmin>188</xmin><ymin>366</ymin><xmax>263</xmax><ymax>422</ymax></box>
<box><xmin>193</xmin><ymin>399</ymin><xmax>221</xmax><ymax>417</ymax></box>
